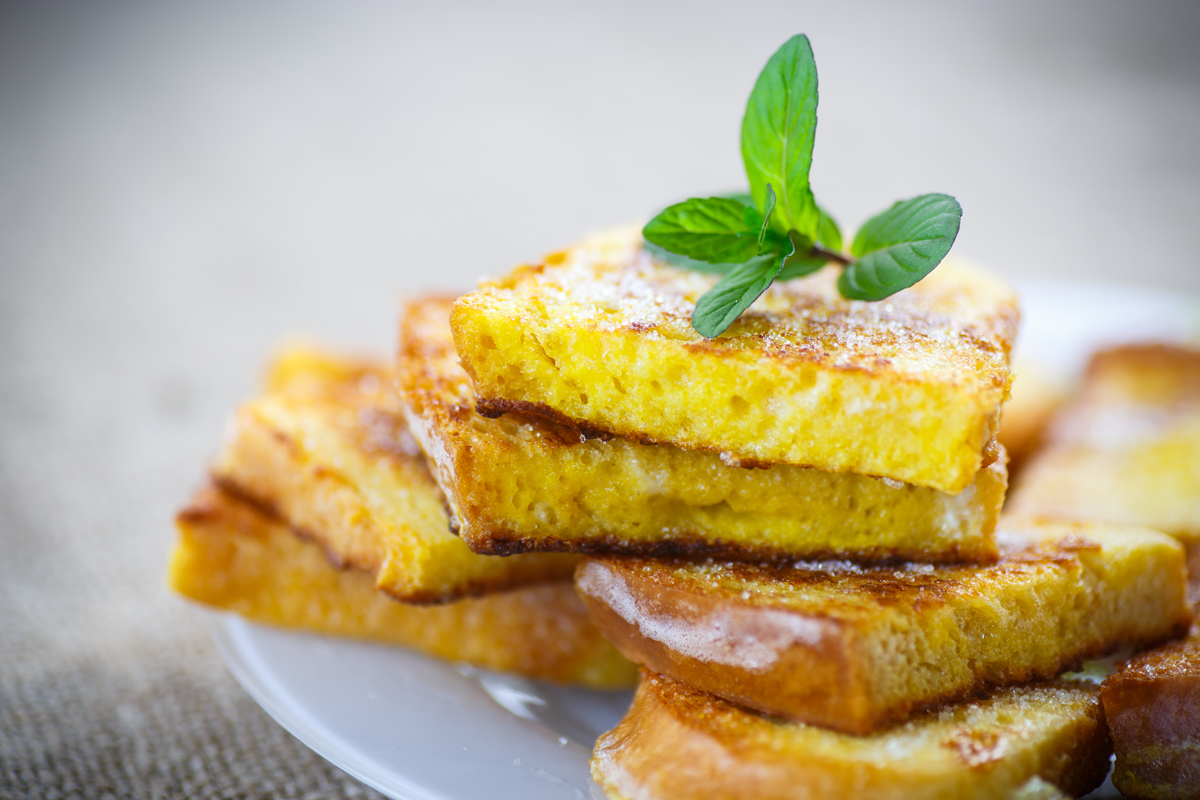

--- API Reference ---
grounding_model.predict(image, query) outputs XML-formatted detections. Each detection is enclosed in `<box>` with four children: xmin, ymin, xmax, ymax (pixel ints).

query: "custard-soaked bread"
<box><xmin>399</xmin><ymin>297</ymin><xmax>1006</xmax><ymax>564</ymax></box>
<box><xmin>576</xmin><ymin>518</ymin><xmax>1191</xmax><ymax>735</ymax></box>
<box><xmin>210</xmin><ymin>346</ymin><xmax>576</xmax><ymax>603</ymax></box>
<box><xmin>451</xmin><ymin>227</ymin><xmax>1018</xmax><ymax>493</ymax></box>
<box><xmin>170</xmin><ymin>487</ymin><xmax>636</xmax><ymax>688</ymax></box>
<box><xmin>1101</xmin><ymin>626</ymin><xmax>1200</xmax><ymax>800</ymax></box>
<box><xmin>1008</xmin><ymin>344</ymin><xmax>1200</xmax><ymax>541</ymax></box>
<box><xmin>591</xmin><ymin>671</ymin><xmax>1111</xmax><ymax>800</ymax></box>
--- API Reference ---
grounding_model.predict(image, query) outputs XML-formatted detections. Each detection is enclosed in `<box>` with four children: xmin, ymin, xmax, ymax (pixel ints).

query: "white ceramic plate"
<box><xmin>210</xmin><ymin>616</ymin><xmax>624</xmax><ymax>800</ymax></box>
<box><xmin>211</xmin><ymin>280</ymin><xmax>1200</xmax><ymax>800</ymax></box>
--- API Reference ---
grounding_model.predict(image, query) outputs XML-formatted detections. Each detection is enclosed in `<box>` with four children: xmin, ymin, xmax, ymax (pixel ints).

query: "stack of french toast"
<box><xmin>171</xmin><ymin>227</ymin><xmax>1200</xmax><ymax>799</ymax></box>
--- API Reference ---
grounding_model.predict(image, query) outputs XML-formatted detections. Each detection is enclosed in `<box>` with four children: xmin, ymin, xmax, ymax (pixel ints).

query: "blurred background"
<box><xmin>2</xmin><ymin>2</ymin><xmax>1198</xmax><ymax>797</ymax></box>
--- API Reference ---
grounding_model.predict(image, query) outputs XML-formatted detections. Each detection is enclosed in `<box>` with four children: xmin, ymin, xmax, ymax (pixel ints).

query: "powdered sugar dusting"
<box><xmin>488</xmin><ymin>227</ymin><xmax>1015</xmax><ymax>384</ymax></box>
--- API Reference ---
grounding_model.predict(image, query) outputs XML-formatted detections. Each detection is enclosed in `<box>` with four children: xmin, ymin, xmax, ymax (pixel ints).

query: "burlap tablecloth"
<box><xmin>3</xmin><ymin>3</ymin><xmax>1198</xmax><ymax>798</ymax></box>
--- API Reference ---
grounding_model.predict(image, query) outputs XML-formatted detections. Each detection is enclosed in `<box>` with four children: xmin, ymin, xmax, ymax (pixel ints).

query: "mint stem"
<box><xmin>809</xmin><ymin>243</ymin><xmax>853</xmax><ymax>266</ymax></box>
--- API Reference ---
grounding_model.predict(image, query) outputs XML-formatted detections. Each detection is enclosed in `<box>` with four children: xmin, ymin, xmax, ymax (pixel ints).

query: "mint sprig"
<box><xmin>642</xmin><ymin>34</ymin><xmax>962</xmax><ymax>338</ymax></box>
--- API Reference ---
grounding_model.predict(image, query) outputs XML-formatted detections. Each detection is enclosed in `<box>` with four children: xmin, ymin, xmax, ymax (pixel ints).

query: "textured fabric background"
<box><xmin>2</xmin><ymin>2</ymin><xmax>1198</xmax><ymax>798</ymax></box>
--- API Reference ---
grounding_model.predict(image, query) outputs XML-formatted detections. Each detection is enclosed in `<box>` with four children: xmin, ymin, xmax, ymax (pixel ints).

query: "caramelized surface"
<box><xmin>400</xmin><ymin>296</ymin><xmax>1005</xmax><ymax>564</ymax></box>
<box><xmin>210</xmin><ymin>346</ymin><xmax>576</xmax><ymax>602</ymax></box>
<box><xmin>452</xmin><ymin>226</ymin><xmax>1017</xmax><ymax>492</ymax></box>
<box><xmin>1098</xmin><ymin>541</ymin><xmax>1200</xmax><ymax>799</ymax></box>
<box><xmin>1101</xmin><ymin>627</ymin><xmax>1200</xmax><ymax>799</ymax></box>
<box><xmin>170</xmin><ymin>487</ymin><xmax>636</xmax><ymax>688</ymax></box>
<box><xmin>576</xmin><ymin>518</ymin><xmax>1190</xmax><ymax>735</ymax></box>
<box><xmin>591</xmin><ymin>671</ymin><xmax>1111</xmax><ymax>800</ymax></box>
<box><xmin>1008</xmin><ymin>344</ymin><xmax>1200</xmax><ymax>541</ymax></box>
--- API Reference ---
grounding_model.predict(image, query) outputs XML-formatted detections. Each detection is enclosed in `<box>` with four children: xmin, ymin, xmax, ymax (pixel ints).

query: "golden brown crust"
<box><xmin>576</xmin><ymin>518</ymin><xmax>1192</xmax><ymax>735</ymax></box>
<box><xmin>201</xmin><ymin>476</ymin><xmax>352</xmax><ymax>570</ymax></box>
<box><xmin>1101</xmin><ymin>627</ymin><xmax>1200</xmax><ymax>799</ymax></box>
<box><xmin>399</xmin><ymin>295</ymin><xmax>1006</xmax><ymax>566</ymax></box>
<box><xmin>1085</xmin><ymin>344</ymin><xmax>1200</xmax><ymax>397</ymax></box>
<box><xmin>468</xmin><ymin>527</ymin><xmax>996</xmax><ymax>565</ymax></box>
<box><xmin>591</xmin><ymin>671</ymin><xmax>1111</xmax><ymax>800</ymax></box>
<box><xmin>170</xmin><ymin>487</ymin><xmax>637</xmax><ymax>688</ymax></box>
<box><xmin>210</xmin><ymin>345</ymin><xmax>577</xmax><ymax>603</ymax></box>
<box><xmin>1100</xmin><ymin>535</ymin><xmax>1199</xmax><ymax>800</ymax></box>
<box><xmin>474</xmin><ymin>397</ymin><xmax>617</xmax><ymax>442</ymax></box>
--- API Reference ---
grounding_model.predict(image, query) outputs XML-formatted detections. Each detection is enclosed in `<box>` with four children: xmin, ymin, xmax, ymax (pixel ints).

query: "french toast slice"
<box><xmin>399</xmin><ymin>296</ymin><xmax>1006</xmax><ymax>564</ymax></box>
<box><xmin>1007</xmin><ymin>344</ymin><xmax>1200</xmax><ymax>541</ymax></box>
<box><xmin>591</xmin><ymin>671</ymin><xmax>1111</xmax><ymax>800</ymax></box>
<box><xmin>575</xmin><ymin>518</ymin><xmax>1191</xmax><ymax>735</ymax></box>
<box><xmin>209</xmin><ymin>346</ymin><xmax>576</xmax><ymax>603</ymax></box>
<box><xmin>1099</xmin><ymin>543</ymin><xmax>1200</xmax><ymax>800</ymax></box>
<box><xmin>1101</xmin><ymin>627</ymin><xmax>1200</xmax><ymax>799</ymax></box>
<box><xmin>451</xmin><ymin>226</ymin><xmax>1018</xmax><ymax>493</ymax></box>
<box><xmin>170</xmin><ymin>487</ymin><xmax>636</xmax><ymax>688</ymax></box>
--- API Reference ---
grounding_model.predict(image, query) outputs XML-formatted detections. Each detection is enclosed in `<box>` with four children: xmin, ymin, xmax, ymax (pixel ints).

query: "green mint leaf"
<box><xmin>777</xmin><ymin>256</ymin><xmax>827</xmax><ymax>281</ymax></box>
<box><xmin>643</xmin><ymin>196</ymin><xmax>766</xmax><ymax>265</ymax></box>
<box><xmin>777</xmin><ymin>257</ymin><xmax>825</xmax><ymax>283</ymax></box>
<box><xmin>741</xmin><ymin>34</ymin><xmax>821</xmax><ymax>241</ymax></box>
<box><xmin>692</xmin><ymin>236</ymin><xmax>794</xmax><ymax>338</ymax></box>
<box><xmin>721</xmin><ymin>191</ymin><xmax>755</xmax><ymax>207</ymax></box>
<box><xmin>776</xmin><ymin>230</ymin><xmax>826</xmax><ymax>280</ymax></box>
<box><xmin>757</xmin><ymin>184</ymin><xmax>776</xmax><ymax>254</ymax></box>
<box><xmin>721</xmin><ymin>187</ymin><xmax>831</xmax><ymax>252</ymax></box>
<box><xmin>648</xmin><ymin>242</ymin><xmax>787</xmax><ymax>277</ymax></box>
<box><xmin>718</xmin><ymin>194</ymin><xmax>841</xmax><ymax>280</ymax></box>
<box><xmin>646</xmin><ymin>191</ymin><xmax>773</xmax><ymax>273</ymax></box>
<box><xmin>777</xmin><ymin>206</ymin><xmax>843</xmax><ymax>279</ymax></box>
<box><xmin>817</xmin><ymin>205</ymin><xmax>842</xmax><ymax>252</ymax></box>
<box><xmin>840</xmin><ymin>193</ymin><xmax>962</xmax><ymax>301</ymax></box>
<box><xmin>643</xmin><ymin>242</ymin><xmax>732</xmax><ymax>274</ymax></box>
